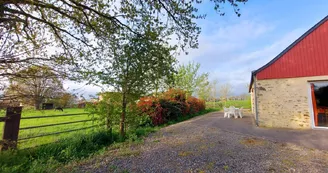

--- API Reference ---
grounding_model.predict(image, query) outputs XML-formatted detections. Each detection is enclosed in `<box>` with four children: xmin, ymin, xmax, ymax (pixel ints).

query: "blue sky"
<box><xmin>65</xmin><ymin>0</ymin><xmax>328</xmax><ymax>98</ymax></box>
<box><xmin>178</xmin><ymin>0</ymin><xmax>328</xmax><ymax>95</ymax></box>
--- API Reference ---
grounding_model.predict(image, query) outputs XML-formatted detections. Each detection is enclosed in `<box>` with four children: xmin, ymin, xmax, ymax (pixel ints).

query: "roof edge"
<box><xmin>253</xmin><ymin>15</ymin><xmax>328</xmax><ymax>76</ymax></box>
<box><xmin>248</xmin><ymin>71</ymin><xmax>256</xmax><ymax>92</ymax></box>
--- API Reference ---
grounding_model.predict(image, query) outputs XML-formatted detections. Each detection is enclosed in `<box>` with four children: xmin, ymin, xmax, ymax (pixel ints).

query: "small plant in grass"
<box><xmin>205</xmin><ymin>162</ymin><xmax>215</xmax><ymax>170</ymax></box>
<box><xmin>240</xmin><ymin>137</ymin><xmax>266</xmax><ymax>147</ymax></box>
<box><xmin>118</xmin><ymin>149</ymin><xmax>141</xmax><ymax>157</ymax></box>
<box><xmin>223</xmin><ymin>165</ymin><xmax>229</xmax><ymax>171</ymax></box>
<box><xmin>109</xmin><ymin>165</ymin><xmax>118</xmax><ymax>171</ymax></box>
<box><xmin>282</xmin><ymin>159</ymin><xmax>295</xmax><ymax>167</ymax></box>
<box><xmin>178</xmin><ymin>151</ymin><xmax>193</xmax><ymax>157</ymax></box>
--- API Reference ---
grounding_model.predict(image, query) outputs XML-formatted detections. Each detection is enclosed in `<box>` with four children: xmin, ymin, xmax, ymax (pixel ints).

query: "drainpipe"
<box><xmin>253</xmin><ymin>75</ymin><xmax>259</xmax><ymax>126</ymax></box>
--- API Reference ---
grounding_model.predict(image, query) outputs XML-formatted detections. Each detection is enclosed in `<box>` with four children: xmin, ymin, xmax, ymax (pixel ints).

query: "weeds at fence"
<box><xmin>0</xmin><ymin>130</ymin><xmax>117</xmax><ymax>173</ymax></box>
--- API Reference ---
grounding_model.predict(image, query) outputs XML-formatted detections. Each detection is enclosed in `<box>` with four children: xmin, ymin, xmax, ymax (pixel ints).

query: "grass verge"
<box><xmin>0</xmin><ymin>108</ymin><xmax>217</xmax><ymax>173</ymax></box>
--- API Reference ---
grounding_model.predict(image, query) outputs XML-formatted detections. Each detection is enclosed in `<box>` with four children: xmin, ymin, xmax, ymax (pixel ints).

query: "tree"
<box><xmin>88</xmin><ymin>32</ymin><xmax>176</xmax><ymax>138</ymax></box>
<box><xmin>196</xmin><ymin>75</ymin><xmax>211</xmax><ymax>101</ymax></box>
<box><xmin>219</xmin><ymin>83</ymin><xmax>232</xmax><ymax>102</ymax></box>
<box><xmin>1</xmin><ymin>0</ymin><xmax>246</xmax><ymax>96</ymax></box>
<box><xmin>6</xmin><ymin>65</ymin><xmax>64</xmax><ymax>109</ymax></box>
<box><xmin>209</xmin><ymin>78</ymin><xmax>219</xmax><ymax>108</ymax></box>
<box><xmin>211</xmin><ymin>78</ymin><xmax>219</xmax><ymax>99</ymax></box>
<box><xmin>174</xmin><ymin>62</ymin><xmax>209</xmax><ymax>97</ymax></box>
<box><xmin>86</xmin><ymin>92</ymin><xmax>122</xmax><ymax>141</ymax></box>
<box><xmin>54</xmin><ymin>92</ymin><xmax>78</xmax><ymax>108</ymax></box>
<box><xmin>152</xmin><ymin>57</ymin><xmax>177</xmax><ymax>97</ymax></box>
<box><xmin>1</xmin><ymin>0</ymin><xmax>245</xmax><ymax>52</ymax></box>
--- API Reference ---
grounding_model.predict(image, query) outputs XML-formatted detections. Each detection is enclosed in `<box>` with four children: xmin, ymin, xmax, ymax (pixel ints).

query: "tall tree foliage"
<box><xmin>6</xmin><ymin>65</ymin><xmax>64</xmax><ymax>109</ymax></box>
<box><xmin>173</xmin><ymin>62</ymin><xmax>209</xmax><ymax>97</ymax></box>
<box><xmin>0</xmin><ymin>0</ymin><xmax>246</xmax><ymax>96</ymax></box>
<box><xmin>1</xmin><ymin>0</ymin><xmax>246</xmax><ymax>52</ymax></box>
<box><xmin>53</xmin><ymin>92</ymin><xmax>78</xmax><ymax>108</ymax></box>
<box><xmin>88</xmin><ymin>32</ymin><xmax>176</xmax><ymax>137</ymax></box>
<box><xmin>197</xmin><ymin>75</ymin><xmax>211</xmax><ymax>101</ymax></box>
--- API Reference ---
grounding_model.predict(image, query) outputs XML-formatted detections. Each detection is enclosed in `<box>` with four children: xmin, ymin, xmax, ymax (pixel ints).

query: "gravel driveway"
<box><xmin>74</xmin><ymin>112</ymin><xmax>328</xmax><ymax>173</ymax></box>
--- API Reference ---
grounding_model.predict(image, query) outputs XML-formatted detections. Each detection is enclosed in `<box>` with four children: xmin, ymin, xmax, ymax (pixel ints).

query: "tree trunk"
<box><xmin>120</xmin><ymin>92</ymin><xmax>127</xmax><ymax>139</ymax></box>
<box><xmin>105</xmin><ymin>105</ymin><xmax>113</xmax><ymax>142</ymax></box>
<box><xmin>34</xmin><ymin>99</ymin><xmax>41</xmax><ymax>110</ymax></box>
<box><xmin>106</xmin><ymin>110</ymin><xmax>111</xmax><ymax>130</ymax></box>
<box><xmin>0</xmin><ymin>4</ymin><xmax>4</xmax><ymax>18</ymax></box>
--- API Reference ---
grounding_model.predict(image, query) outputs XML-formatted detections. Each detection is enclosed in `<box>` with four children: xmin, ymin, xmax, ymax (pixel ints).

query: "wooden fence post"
<box><xmin>0</xmin><ymin>107</ymin><xmax>22</xmax><ymax>151</ymax></box>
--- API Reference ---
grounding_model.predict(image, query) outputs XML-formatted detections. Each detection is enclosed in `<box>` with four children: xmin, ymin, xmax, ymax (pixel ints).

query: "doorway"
<box><xmin>310</xmin><ymin>82</ymin><xmax>328</xmax><ymax>127</ymax></box>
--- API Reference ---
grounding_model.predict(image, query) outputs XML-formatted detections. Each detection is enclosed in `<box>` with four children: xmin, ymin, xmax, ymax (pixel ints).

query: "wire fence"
<box><xmin>18</xmin><ymin>124</ymin><xmax>100</xmax><ymax>141</ymax></box>
<box><xmin>18</xmin><ymin>113</ymin><xmax>100</xmax><ymax>141</ymax></box>
<box><xmin>0</xmin><ymin>108</ymin><xmax>103</xmax><ymax>150</ymax></box>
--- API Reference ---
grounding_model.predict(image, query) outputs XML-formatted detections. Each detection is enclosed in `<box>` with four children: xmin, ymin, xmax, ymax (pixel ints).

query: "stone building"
<box><xmin>249</xmin><ymin>15</ymin><xmax>328</xmax><ymax>129</ymax></box>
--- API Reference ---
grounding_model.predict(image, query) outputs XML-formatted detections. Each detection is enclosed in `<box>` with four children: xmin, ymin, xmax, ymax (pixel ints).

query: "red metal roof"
<box><xmin>257</xmin><ymin>16</ymin><xmax>328</xmax><ymax>80</ymax></box>
<box><xmin>249</xmin><ymin>15</ymin><xmax>328</xmax><ymax>91</ymax></box>
<box><xmin>250</xmin><ymin>15</ymin><xmax>328</xmax><ymax>89</ymax></box>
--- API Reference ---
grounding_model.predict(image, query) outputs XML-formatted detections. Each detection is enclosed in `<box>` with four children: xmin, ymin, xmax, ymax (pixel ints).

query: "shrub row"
<box><xmin>137</xmin><ymin>89</ymin><xmax>206</xmax><ymax>126</ymax></box>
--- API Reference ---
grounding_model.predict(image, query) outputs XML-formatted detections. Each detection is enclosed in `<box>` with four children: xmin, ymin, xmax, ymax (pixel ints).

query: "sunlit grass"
<box><xmin>206</xmin><ymin>100</ymin><xmax>251</xmax><ymax>110</ymax></box>
<box><xmin>0</xmin><ymin>108</ymin><xmax>215</xmax><ymax>173</ymax></box>
<box><xmin>0</xmin><ymin>108</ymin><xmax>99</xmax><ymax>149</ymax></box>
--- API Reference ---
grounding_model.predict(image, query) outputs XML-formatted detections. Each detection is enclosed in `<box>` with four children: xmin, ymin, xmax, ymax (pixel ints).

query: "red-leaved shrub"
<box><xmin>137</xmin><ymin>89</ymin><xmax>206</xmax><ymax>126</ymax></box>
<box><xmin>137</xmin><ymin>96</ymin><xmax>165</xmax><ymax>125</ymax></box>
<box><xmin>187</xmin><ymin>96</ymin><xmax>206</xmax><ymax>114</ymax></box>
<box><xmin>162</xmin><ymin>88</ymin><xmax>186</xmax><ymax>102</ymax></box>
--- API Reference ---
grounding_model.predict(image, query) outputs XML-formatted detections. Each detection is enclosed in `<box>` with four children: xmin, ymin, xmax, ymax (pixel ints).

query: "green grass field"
<box><xmin>0</xmin><ymin>108</ymin><xmax>101</xmax><ymax>149</ymax></box>
<box><xmin>206</xmin><ymin>100</ymin><xmax>251</xmax><ymax>110</ymax></box>
<box><xmin>0</xmin><ymin>109</ymin><xmax>216</xmax><ymax>173</ymax></box>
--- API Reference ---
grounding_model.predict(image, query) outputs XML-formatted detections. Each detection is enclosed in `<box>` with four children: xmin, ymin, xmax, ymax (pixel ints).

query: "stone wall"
<box><xmin>255</xmin><ymin>75</ymin><xmax>328</xmax><ymax>129</ymax></box>
<box><xmin>250</xmin><ymin>84</ymin><xmax>255</xmax><ymax>114</ymax></box>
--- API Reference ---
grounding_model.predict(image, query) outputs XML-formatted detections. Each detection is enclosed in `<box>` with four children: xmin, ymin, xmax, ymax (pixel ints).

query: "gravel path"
<box><xmin>75</xmin><ymin>112</ymin><xmax>328</xmax><ymax>173</ymax></box>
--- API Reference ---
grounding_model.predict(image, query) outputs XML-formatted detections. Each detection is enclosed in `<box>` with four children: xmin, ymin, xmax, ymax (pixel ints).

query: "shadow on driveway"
<box><xmin>211</xmin><ymin>112</ymin><xmax>328</xmax><ymax>150</ymax></box>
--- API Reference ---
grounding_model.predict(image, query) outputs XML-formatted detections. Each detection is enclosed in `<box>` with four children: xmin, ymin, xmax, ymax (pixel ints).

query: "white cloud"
<box><xmin>211</xmin><ymin>20</ymin><xmax>274</xmax><ymax>41</ymax></box>
<box><xmin>233</xmin><ymin>28</ymin><xmax>306</xmax><ymax>67</ymax></box>
<box><xmin>177</xmin><ymin>19</ymin><xmax>274</xmax><ymax>65</ymax></box>
<box><xmin>63</xmin><ymin>81</ymin><xmax>103</xmax><ymax>99</ymax></box>
<box><xmin>209</xmin><ymin>27</ymin><xmax>306</xmax><ymax>95</ymax></box>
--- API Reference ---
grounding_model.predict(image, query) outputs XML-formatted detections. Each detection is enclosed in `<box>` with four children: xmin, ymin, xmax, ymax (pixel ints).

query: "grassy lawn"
<box><xmin>0</xmin><ymin>108</ymin><xmax>216</xmax><ymax>173</ymax></box>
<box><xmin>0</xmin><ymin>108</ymin><xmax>100</xmax><ymax>149</ymax></box>
<box><xmin>206</xmin><ymin>100</ymin><xmax>251</xmax><ymax>110</ymax></box>
<box><xmin>0</xmin><ymin>106</ymin><xmax>222</xmax><ymax>149</ymax></box>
